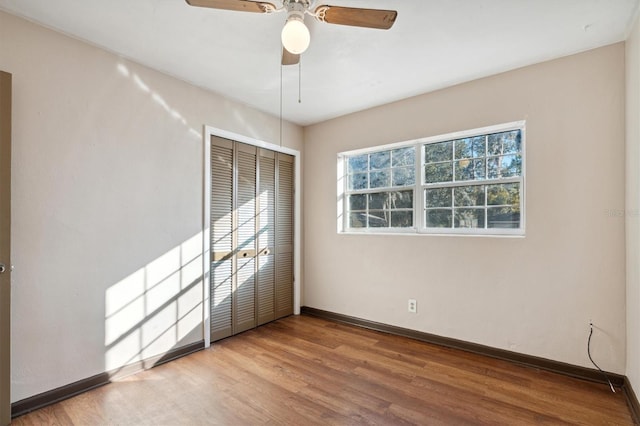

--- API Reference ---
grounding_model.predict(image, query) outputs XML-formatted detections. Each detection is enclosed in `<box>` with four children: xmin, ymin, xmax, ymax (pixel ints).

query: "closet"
<box><xmin>209</xmin><ymin>136</ymin><xmax>294</xmax><ymax>342</ymax></box>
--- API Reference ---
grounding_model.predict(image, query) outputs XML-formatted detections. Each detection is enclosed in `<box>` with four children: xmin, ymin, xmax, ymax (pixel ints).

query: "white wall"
<box><xmin>626</xmin><ymin>11</ymin><xmax>640</xmax><ymax>396</ymax></box>
<box><xmin>304</xmin><ymin>44</ymin><xmax>626</xmax><ymax>372</ymax></box>
<box><xmin>0</xmin><ymin>10</ymin><xmax>303</xmax><ymax>402</ymax></box>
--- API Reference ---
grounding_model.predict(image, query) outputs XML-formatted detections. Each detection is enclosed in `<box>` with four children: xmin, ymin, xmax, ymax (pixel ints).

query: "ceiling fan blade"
<box><xmin>185</xmin><ymin>0</ymin><xmax>276</xmax><ymax>13</ymax></box>
<box><xmin>282</xmin><ymin>48</ymin><xmax>300</xmax><ymax>66</ymax></box>
<box><xmin>315</xmin><ymin>5</ymin><xmax>397</xmax><ymax>30</ymax></box>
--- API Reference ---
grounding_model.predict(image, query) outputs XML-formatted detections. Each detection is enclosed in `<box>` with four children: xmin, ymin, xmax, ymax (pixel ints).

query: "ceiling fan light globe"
<box><xmin>281</xmin><ymin>18</ymin><xmax>310</xmax><ymax>55</ymax></box>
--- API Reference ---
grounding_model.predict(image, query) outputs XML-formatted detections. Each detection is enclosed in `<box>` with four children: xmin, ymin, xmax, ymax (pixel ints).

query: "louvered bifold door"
<box><xmin>234</xmin><ymin>143</ymin><xmax>258</xmax><ymax>334</ymax></box>
<box><xmin>257</xmin><ymin>149</ymin><xmax>276</xmax><ymax>326</ymax></box>
<box><xmin>210</xmin><ymin>138</ymin><xmax>293</xmax><ymax>342</ymax></box>
<box><xmin>275</xmin><ymin>153</ymin><xmax>294</xmax><ymax>319</ymax></box>
<box><xmin>210</xmin><ymin>137</ymin><xmax>234</xmax><ymax>342</ymax></box>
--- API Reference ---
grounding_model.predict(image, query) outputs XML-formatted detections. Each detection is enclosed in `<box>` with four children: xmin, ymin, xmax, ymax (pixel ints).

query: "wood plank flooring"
<box><xmin>13</xmin><ymin>315</ymin><xmax>634</xmax><ymax>425</ymax></box>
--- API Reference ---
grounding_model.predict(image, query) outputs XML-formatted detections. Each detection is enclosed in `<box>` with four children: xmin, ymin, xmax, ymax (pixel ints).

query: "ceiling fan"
<box><xmin>185</xmin><ymin>0</ymin><xmax>398</xmax><ymax>65</ymax></box>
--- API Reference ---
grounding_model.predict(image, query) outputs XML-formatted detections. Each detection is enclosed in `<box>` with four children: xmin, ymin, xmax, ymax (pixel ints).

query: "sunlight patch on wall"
<box><xmin>116</xmin><ymin>62</ymin><xmax>201</xmax><ymax>140</ymax></box>
<box><xmin>104</xmin><ymin>232</ymin><xmax>203</xmax><ymax>373</ymax></box>
<box><xmin>117</xmin><ymin>63</ymin><xmax>130</xmax><ymax>77</ymax></box>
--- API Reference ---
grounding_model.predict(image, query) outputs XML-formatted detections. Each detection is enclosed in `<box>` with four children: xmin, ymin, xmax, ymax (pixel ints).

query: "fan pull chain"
<box><xmin>298</xmin><ymin>59</ymin><xmax>302</xmax><ymax>103</ymax></box>
<box><xmin>279</xmin><ymin>61</ymin><xmax>283</xmax><ymax>147</ymax></box>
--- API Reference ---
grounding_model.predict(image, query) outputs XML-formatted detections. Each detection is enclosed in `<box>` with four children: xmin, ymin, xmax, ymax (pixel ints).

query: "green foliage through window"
<box><xmin>423</xmin><ymin>129</ymin><xmax>522</xmax><ymax>230</ymax></box>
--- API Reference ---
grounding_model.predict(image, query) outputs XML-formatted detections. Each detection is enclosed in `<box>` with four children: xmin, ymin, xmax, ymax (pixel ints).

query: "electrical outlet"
<box><xmin>408</xmin><ymin>299</ymin><xmax>417</xmax><ymax>313</ymax></box>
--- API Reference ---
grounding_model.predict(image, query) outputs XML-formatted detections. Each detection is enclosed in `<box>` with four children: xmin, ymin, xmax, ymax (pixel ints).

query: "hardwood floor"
<box><xmin>13</xmin><ymin>315</ymin><xmax>634</xmax><ymax>425</ymax></box>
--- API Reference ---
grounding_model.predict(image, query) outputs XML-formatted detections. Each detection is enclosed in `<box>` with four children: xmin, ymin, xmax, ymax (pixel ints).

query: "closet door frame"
<box><xmin>202</xmin><ymin>126</ymin><xmax>301</xmax><ymax>348</ymax></box>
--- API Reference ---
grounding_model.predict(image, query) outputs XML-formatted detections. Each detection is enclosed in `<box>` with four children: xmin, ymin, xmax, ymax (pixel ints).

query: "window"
<box><xmin>339</xmin><ymin>121</ymin><xmax>525</xmax><ymax>236</ymax></box>
<box><xmin>346</xmin><ymin>147</ymin><xmax>415</xmax><ymax>229</ymax></box>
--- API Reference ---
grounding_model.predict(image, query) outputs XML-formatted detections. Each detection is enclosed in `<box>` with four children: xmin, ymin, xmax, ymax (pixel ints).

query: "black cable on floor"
<box><xmin>588</xmin><ymin>322</ymin><xmax>616</xmax><ymax>393</ymax></box>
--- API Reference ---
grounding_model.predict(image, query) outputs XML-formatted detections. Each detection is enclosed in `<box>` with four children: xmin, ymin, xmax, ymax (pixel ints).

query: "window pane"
<box><xmin>369</xmin><ymin>192</ymin><xmax>388</xmax><ymax>210</ymax></box>
<box><xmin>425</xmin><ymin>162</ymin><xmax>453</xmax><ymax>183</ymax></box>
<box><xmin>348</xmin><ymin>172</ymin><xmax>367</xmax><ymax>190</ymax></box>
<box><xmin>391</xmin><ymin>190</ymin><xmax>413</xmax><ymax>209</ymax></box>
<box><xmin>501</xmin><ymin>154</ymin><xmax>521</xmax><ymax>177</ymax></box>
<box><xmin>487</xmin><ymin>183</ymin><xmax>520</xmax><ymax>206</ymax></box>
<box><xmin>392</xmin><ymin>166</ymin><xmax>415</xmax><ymax>186</ymax></box>
<box><xmin>369</xmin><ymin>151</ymin><xmax>390</xmax><ymax>170</ymax></box>
<box><xmin>370</xmin><ymin>170</ymin><xmax>390</xmax><ymax>188</ymax></box>
<box><xmin>425</xmin><ymin>141</ymin><xmax>453</xmax><ymax>163</ymax></box>
<box><xmin>503</xmin><ymin>131</ymin><xmax>521</xmax><ymax>154</ymax></box>
<box><xmin>488</xmin><ymin>130</ymin><xmax>521</xmax><ymax>155</ymax></box>
<box><xmin>425</xmin><ymin>209</ymin><xmax>452</xmax><ymax>228</ymax></box>
<box><xmin>487</xmin><ymin>207</ymin><xmax>520</xmax><ymax>228</ymax></box>
<box><xmin>487</xmin><ymin>157</ymin><xmax>499</xmax><ymax>178</ymax></box>
<box><xmin>349</xmin><ymin>212</ymin><xmax>367</xmax><ymax>228</ymax></box>
<box><xmin>454</xmin><ymin>185</ymin><xmax>485</xmax><ymax>206</ymax></box>
<box><xmin>454</xmin><ymin>136</ymin><xmax>485</xmax><ymax>159</ymax></box>
<box><xmin>454</xmin><ymin>208</ymin><xmax>485</xmax><ymax>228</ymax></box>
<box><xmin>425</xmin><ymin>188</ymin><xmax>452</xmax><ymax>208</ymax></box>
<box><xmin>368</xmin><ymin>211</ymin><xmax>389</xmax><ymax>228</ymax></box>
<box><xmin>348</xmin><ymin>155</ymin><xmax>368</xmax><ymax>173</ymax></box>
<box><xmin>488</xmin><ymin>155</ymin><xmax>521</xmax><ymax>178</ymax></box>
<box><xmin>455</xmin><ymin>159</ymin><xmax>485</xmax><ymax>181</ymax></box>
<box><xmin>349</xmin><ymin>194</ymin><xmax>366</xmax><ymax>211</ymax></box>
<box><xmin>391</xmin><ymin>211</ymin><xmax>413</xmax><ymax>228</ymax></box>
<box><xmin>392</xmin><ymin>147</ymin><xmax>415</xmax><ymax>167</ymax></box>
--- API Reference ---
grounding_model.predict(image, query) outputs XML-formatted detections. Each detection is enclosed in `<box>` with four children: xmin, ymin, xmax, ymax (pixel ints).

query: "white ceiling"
<box><xmin>1</xmin><ymin>0</ymin><xmax>638</xmax><ymax>126</ymax></box>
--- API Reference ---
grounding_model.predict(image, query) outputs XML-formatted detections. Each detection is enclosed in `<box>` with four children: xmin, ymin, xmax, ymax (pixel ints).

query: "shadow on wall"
<box><xmin>102</xmin><ymin>61</ymin><xmax>285</xmax><ymax>377</ymax></box>
<box><xmin>94</xmin><ymin>62</ymin><xmax>208</xmax><ymax>378</ymax></box>
<box><xmin>104</xmin><ymin>232</ymin><xmax>204</xmax><ymax>376</ymax></box>
<box><xmin>115</xmin><ymin>60</ymin><xmax>280</xmax><ymax>144</ymax></box>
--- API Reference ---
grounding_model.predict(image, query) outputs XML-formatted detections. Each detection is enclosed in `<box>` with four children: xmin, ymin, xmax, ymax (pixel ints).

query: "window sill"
<box><xmin>339</xmin><ymin>230</ymin><xmax>526</xmax><ymax>238</ymax></box>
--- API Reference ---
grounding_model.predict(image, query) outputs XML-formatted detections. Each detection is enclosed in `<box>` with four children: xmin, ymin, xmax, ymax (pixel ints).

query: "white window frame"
<box><xmin>338</xmin><ymin>142</ymin><xmax>420</xmax><ymax>235</ymax></box>
<box><xmin>338</xmin><ymin>121</ymin><xmax>525</xmax><ymax>237</ymax></box>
